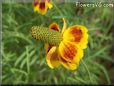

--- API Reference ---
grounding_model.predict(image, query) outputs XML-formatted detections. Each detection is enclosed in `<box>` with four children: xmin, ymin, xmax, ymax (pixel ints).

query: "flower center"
<box><xmin>31</xmin><ymin>26</ymin><xmax>63</xmax><ymax>46</ymax></box>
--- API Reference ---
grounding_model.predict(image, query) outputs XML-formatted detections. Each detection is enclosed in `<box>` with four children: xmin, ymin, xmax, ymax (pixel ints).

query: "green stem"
<box><xmin>53</xmin><ymin>2</ymin><xmax>64</xmax><ymax>18</ymax></box>
<box><xmin>81</xmin><ymin>59</ymin><xmax>92</xmax><ymax>84</ymax></box>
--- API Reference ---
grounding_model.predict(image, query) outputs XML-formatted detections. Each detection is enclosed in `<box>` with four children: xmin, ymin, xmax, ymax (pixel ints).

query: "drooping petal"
<box><xmin>45</xmin><ymin>43</ymin><xmax>53</xmax><ymax>54</ymax></box>
<box><xmin>49</xmin><ymin>23</ymin><xmax>60</xmax><ymax>31</ymax></box>
<box><xmin>38</xmin><ymin>1</ymin><xmax>48</xmax><ymax>15</ymax></box>
<box><xmin>59</xmin><ymin>57</ymin><xmax>79</xmax><ymax>70</ymax></box>
<box><xmin>61</xmin><ymin>18</ymin><xmax>67</xmax><ymax>34</ymax></box>
<box><xmin>59</xmin><ymin>41</ymin><xmax>83</xmax><ymax>63</ymax></box>
<box><xmin>46</xmin><ymin>0</ymin><xmax>53</xmax><ymax>9</ymax></box>
<box><xmin>63</xmin><ymin>25</ymin><xmax>88</xmax><ymax>49</ymax></box>
<box><xmin>33</xmin><ymin>0</ymin><xmax>40</xmax><ymax>12</ymax></box>
<box><xmin>46</xmin><ymin>46</ymin><xmax>60</xmax><ymax>69</ymax></box>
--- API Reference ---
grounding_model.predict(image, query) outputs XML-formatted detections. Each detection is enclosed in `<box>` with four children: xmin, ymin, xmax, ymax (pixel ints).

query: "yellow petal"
<box><xmin>63</xmin><ymin>25</ymin><xmax>88</xmax><ymax>49</ymax></box>
<box><xmin>49</xmin><ymin>23</ymin><xmax>60</xmax><ymax>31</ymax></box>
<box><xmin>46</xmin><ymin>46</ymin><xmax>60</xmax><ymax>69</ymax></box>
<box><xmin>33</xmin><ymin>0</ymin><xmax>39</xmax><ymax>12</ymax></box>
<box><xmin>45</xmin><ymin>43</ymin><xmax>53</xmax><ymax>54</ymax></box>
<box><xmin>38</xmin><ymin>2</ymin><xmax>48</xmax><ymax>15</ymax></box>
<box><xmin>61</xmin><ymin>18</ymin><xmax>67</xmax><ymax>34</ymax></box>
<box><xmin>47</xmin><ymin>1</ymin><xmax>53</xmax><ymax>9</ymax></box>
<box><xmin>34</xmin><ymin>5</ymin><xmax>38</xmax><ymax>12</ymax></box>
<box><xmin>59</xmin><ymin>57</ymin><xmax>78</xmax><ymax>70</ymax></box>
<box><xmin>59</xmin><ymin>41</ymin><xmax>83</xmax><ymax>63</ymax></box>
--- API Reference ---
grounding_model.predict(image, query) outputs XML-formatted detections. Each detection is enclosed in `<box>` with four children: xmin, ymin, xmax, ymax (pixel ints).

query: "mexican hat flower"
<box><xmin>33</xmin><ymin>0</ymin><xmax>53</xmax><ymax>15</ymax></box>
<box><xmin>31</xmin><ymin>19</ymin><xmax>88</xmax><ymax>70</ymax></box>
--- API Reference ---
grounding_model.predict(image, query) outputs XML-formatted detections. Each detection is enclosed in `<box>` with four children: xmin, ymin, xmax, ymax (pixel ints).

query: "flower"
<box><xmin>33</xmin><ymin>0</ymin><xmax>53</xmax><ymax>15</ymax></box>
<box><xmin>31</xmin><ymin>18</ymin><xmax>88</xmax><ymax>70</ymax></box>
<box><xmin>45</xmin><ymin>19</ymin><xmax>88</xmax><ymax>70</ymax></box>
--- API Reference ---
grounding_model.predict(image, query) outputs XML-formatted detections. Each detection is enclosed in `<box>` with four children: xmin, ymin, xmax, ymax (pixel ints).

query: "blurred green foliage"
<box><xmin>2</xmin><ymin>2</ymin><xmax>114</xmax><ymax>84</ymax></box>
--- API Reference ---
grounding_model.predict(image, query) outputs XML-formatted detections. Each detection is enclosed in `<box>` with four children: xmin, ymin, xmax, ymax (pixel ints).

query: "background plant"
<box><xmin>2</xmin><ymin>2</ymin><xmax>114</xmax><ymax>84</ymax></box>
